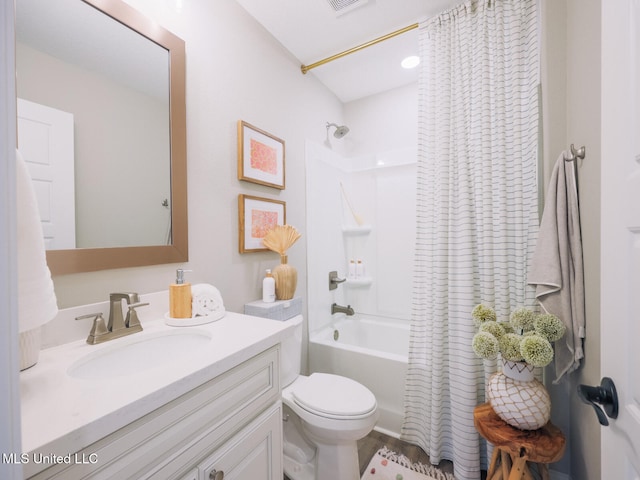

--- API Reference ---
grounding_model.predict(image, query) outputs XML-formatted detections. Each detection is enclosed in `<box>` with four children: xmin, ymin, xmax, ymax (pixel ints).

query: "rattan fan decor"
<box><xmin>262</xmin><ymin>225</ymin><xmax>301</xmax><ymax>300</ymax></box>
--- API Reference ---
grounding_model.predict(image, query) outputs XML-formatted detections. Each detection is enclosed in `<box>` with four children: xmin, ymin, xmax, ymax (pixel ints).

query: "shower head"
<box><xmin>326</xmin><ymin>122</ymin><xmax>350</xmax><ymax>139</ymax></box>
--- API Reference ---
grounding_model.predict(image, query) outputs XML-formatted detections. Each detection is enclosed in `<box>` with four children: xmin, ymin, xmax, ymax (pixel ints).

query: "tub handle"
<box><xmin>329</xmin><ymin>271</ymin><xmax>346</xmax><ymax>290</ymax></box>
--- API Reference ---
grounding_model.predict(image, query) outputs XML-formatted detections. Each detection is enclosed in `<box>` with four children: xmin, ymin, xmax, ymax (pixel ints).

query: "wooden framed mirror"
<box><xmin>16</xmin><ymin>0</ymin><xmax>187</xmax><ymax>275</ymax></box>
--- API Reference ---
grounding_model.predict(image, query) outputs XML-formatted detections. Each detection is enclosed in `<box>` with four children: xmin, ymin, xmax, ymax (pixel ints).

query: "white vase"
<box><xmin>486</xmin><ymin>359</ymin><xmax>551</xmax><ymax>430</ymax></box>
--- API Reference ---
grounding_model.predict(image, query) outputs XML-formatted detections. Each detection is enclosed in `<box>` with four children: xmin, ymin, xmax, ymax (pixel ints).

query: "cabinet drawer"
<box><xmin>199</xmin><ymin>402</ymin><xmax>283</xmax><ymax>480</ymax></box>
<box><xmin>30</xmin><ymin>346</ymin><xmax>279</xmax><ymax>480</ymax></box>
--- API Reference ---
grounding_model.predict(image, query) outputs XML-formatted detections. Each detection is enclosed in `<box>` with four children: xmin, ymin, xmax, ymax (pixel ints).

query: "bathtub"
<box><xmin>308</xmin><ymin>315</ymin><xmax>409</xmax><ymax>437</ymax></box>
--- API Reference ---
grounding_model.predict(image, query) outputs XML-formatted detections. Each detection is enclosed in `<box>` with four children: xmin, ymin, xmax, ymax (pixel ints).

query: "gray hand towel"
<box><xmin>528</xmin><ymin>152</ymin><xmax>585</xmax><ymax>383</ymax></box>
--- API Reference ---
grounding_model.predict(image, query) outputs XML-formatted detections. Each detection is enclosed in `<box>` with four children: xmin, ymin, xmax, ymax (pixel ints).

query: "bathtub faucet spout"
<box><xmin>331</xmin><ymin>303</ymin><xmax>355</xmax><ymax>316</ymax></box>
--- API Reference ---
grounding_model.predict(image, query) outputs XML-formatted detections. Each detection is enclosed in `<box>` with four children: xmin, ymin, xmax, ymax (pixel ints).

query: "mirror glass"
<box><xmin>15</xmin><ymin>0</ymin><xmax>188</xmax><ymax>274</ymax></box>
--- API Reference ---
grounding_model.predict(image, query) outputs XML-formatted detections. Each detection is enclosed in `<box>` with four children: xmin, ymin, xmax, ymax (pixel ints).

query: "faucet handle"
<box><xmin>329</xmin><ymin>271</ymin><xmax>347</xmax><ymax>290</ymax></box>
<box><xmin>76</xmin><ymin>312</ymin><xmax>108</xmax><ymax>345</ymax></box>
<box><xmin>126</xmin><ymin>302</ymin><xmax>149</xmax><ymax>329</ymax></box>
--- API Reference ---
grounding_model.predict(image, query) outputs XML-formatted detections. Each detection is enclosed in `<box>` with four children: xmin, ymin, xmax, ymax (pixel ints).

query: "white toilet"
<box><xmin>280</xmin><ymin>315</ymin><xmax>379</xmax><ymax>480</ymax></box>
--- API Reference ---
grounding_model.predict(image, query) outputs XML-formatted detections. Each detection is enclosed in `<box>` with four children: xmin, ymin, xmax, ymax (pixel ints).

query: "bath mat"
<box><xmin>361</xmin><ymin>447</ymin><xmax>456</xmax><ymax>480</ymax></box>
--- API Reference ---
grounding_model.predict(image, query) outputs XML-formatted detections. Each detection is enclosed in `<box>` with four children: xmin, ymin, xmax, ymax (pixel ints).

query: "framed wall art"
<box><xmin>238</xmin><ymin>194</ymin><xmax>286</xmax><ymax>253</ymax></box>
<box><xmin>237</xmin><ymin>120</ymin><xmax>285</xmax><ymax>190</ymax></box>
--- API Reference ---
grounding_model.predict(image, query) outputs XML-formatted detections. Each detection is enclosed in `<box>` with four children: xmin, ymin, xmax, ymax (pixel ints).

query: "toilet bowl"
<box><xmin>282</xmin><ymin>373</ymin><xmax>379</xmax><ymax>480</ymax></box>
<box><xmin>277</xmin><ymin>315</ymin><xmax>379</xmax><ymax>480</ymax></box>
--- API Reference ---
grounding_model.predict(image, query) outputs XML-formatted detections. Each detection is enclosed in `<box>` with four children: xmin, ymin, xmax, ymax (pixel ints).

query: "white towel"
<box><xmin>191</xmin><ymin>283</ymin><xmax>225</xmax><ymax>317</ymax></box>
<box><xmin>528</xmin><ymin>152</ymin><xmax>585</xmax><ymax>383</ymax></box>
<box><xmin>16</xmin><ymin>149</ymin><xmax>58</xmax><ymax>332</ymax></box>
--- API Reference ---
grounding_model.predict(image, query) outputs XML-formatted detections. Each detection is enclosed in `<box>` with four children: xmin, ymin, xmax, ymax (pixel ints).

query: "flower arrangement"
<box><xmin>471</xmin><ymin>304</ymin><xmax>565</xmax><ymax>367</ymax></box>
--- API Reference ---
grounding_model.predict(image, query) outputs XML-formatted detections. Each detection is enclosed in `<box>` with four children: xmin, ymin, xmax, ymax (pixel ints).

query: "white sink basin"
<box><xmin>67</xmin><ymin>329</ymin><xmax>212</xmax><ymax>379</ymax></box>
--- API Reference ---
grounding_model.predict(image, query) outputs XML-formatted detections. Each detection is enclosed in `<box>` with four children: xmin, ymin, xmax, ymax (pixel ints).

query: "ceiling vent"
<box><xmin>326</xmin><ymin>0</ymin><xmax>369</xmax><ymax>17</ymax></box>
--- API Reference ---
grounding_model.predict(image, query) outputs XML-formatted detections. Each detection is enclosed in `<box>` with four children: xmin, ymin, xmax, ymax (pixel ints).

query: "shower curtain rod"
<box><xmin>300</xmin><ymin>22</ymin><xmax>419</xmax><ymax>74</ymax></box>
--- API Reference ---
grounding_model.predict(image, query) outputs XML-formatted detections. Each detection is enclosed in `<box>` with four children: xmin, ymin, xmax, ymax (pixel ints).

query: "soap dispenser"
<box><xmin>170</xmin><ymin>268</ymin><xmax>192</xmax><ymax>318</ymax></box>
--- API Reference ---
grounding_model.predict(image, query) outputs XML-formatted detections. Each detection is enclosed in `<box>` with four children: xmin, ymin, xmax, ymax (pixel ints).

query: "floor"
<box><xmin>357</xmin><ymin>430</ymin><xmax>455</xmax><ymax>476</ymax></box>
<box><xmin>284</xmin><ymin>429</ymin><xmax>457</xmax><ymax>479</ymax></box>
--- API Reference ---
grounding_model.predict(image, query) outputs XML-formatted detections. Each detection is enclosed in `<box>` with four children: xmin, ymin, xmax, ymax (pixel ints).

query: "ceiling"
<box><xmin>234</xmin><ymin>0</ymin><xmax>461</xmax><ymax>103</ymax></box>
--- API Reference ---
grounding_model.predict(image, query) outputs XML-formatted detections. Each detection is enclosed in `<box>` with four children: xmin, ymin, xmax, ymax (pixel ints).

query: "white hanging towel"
<box><xmin>528</xmin><ymin>152</ymin><xmax>585</xmax><ymax>383</ymax></box>
<box><xmin>16</xmin><ymin>149</ymin><xmax>58</xmax><ymax>333</ymax></box>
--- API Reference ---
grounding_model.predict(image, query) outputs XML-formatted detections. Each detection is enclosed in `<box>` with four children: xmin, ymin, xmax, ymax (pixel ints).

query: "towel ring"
<box><xmin>564</xmin><ymin>144</ymin><xmax>586</xmax><ymax>162</ymax></box>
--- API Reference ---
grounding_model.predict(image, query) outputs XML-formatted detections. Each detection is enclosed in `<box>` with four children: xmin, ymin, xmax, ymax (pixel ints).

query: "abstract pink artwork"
<box><xmin>250</xmin><ymin>139</ymin><xmax>278</xmax><ymax>175</ymax></box>
<box><xmin>239</xmin><ymin>194</ymin><xmax>286</xmax><ymax>253</ymax></box>
<box><xmin>251</xmin><ymin>209</ymin><xmax>278</xmax><ymax>239</ymax></box>
<box><xmin>238</xmin><ymin>120</ymin><xmax>285</xmax><ymax>189</ymax></box>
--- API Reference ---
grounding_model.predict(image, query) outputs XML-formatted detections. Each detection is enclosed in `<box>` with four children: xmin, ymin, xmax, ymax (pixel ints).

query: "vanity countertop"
<box><xmin>20</xmin><ymin>311</ymin><xmax>293</xmax><ymax>473</ymax></box>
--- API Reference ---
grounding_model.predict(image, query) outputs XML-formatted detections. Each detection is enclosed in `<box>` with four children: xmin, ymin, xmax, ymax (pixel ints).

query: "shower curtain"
<box><xmin>400</xmin><ymin>1</ymin><xmax>539</xmax><ymax>479</ymax></box>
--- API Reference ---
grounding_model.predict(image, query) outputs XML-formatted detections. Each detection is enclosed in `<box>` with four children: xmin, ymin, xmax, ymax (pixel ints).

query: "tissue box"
<box><xmin>244</xmin><ymin>297</ymin><xmax>302</xmax><ymax>321</ymax></box>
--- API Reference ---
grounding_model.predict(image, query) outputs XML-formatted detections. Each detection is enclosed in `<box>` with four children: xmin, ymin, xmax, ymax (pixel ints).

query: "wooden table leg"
<box><xmin>522</xmin><ymin>467</ymin><xmax>534</xmax><ymax>480</ymax></box>
<box><xmin>508</xmin><ymin>455</ymin><xmax>530</xmax><ymax>480</ymax></box>
<box><xmin>487</xmin><ymin>447</ymin><xmax>501</xmax><ymax>479</ymax></box>
<box><xmin>501</xmin><ymin>451</ymin><xmax>511</xmax><ymax>480</ymax></box>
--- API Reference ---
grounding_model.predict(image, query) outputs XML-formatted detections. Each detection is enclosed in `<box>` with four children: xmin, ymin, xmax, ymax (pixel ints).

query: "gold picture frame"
<box><xmin>237</xmin><ymin>120</ymin><xmax>285</xmax><ymax>189</ymax></box>
<box><xmin>238</xmin><ymin>194</ymin><xmax>286</xmax><ymax>253</ymax></box>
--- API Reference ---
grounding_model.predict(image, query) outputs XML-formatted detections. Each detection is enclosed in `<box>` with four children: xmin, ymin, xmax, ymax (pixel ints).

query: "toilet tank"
<box><xmin>281</xmin><ymin>315</ymin><xmax>303</xmax><ymax>387</ymax></box>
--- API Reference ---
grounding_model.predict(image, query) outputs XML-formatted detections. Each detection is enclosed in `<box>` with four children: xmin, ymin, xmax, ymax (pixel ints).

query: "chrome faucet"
<box><xmin>331</xmin><ymin>303</ymin><xmax>355</xmax><ymax>316</ymax></box>
<box><xmin>76</xmin><ymin>292</ymin><xmax>148</xmax><ymax>345</ymax></box>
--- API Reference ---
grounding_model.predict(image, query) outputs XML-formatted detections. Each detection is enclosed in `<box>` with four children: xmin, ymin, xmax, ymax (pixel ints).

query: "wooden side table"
<box><xmin>473</xmin><ymin>403</ymin><xmax>566</xmax><ymax>480</ymax></box>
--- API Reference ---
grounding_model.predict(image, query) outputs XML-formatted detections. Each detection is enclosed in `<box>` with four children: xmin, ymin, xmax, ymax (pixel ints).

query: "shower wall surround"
<box><xmin>305</xmin><ymin>140</ymin><xmax>416</xmax><ymax>334</ymax></box>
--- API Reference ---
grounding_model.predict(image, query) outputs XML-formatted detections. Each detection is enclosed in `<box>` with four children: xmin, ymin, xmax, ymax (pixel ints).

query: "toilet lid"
<box><xmin>291</xmin><ymin>373</ymin><xmax>377</xmax><ymax>417</ymax></box>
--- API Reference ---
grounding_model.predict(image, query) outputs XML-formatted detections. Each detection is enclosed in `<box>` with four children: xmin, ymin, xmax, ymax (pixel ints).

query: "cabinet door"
<box><xmin>199</xmin><ymin>403</ymin><xmax>282</xmax><ymax>480</ymax></box>
<box><xmin>178</xmin><ymin>468</ymin><xmax>198</xmax><ymax>480</ymax></box>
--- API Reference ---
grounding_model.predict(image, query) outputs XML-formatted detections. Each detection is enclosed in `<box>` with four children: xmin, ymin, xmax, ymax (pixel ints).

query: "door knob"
<box><xmin>577</xmin><ymin>377</ymin><xmax>618</xmax><ymax>426</ymax></box>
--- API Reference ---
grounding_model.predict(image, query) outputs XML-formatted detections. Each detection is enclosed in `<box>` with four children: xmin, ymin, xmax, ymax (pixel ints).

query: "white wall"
<box><xmin>343</xmin><ymin>82</ymin><xmax>418</xmax><ymax>158</ymax></box>
<box><xmin>49</xmin><ymin>0</ymin><xmax>344</xmax><ymax>320</ymax></box>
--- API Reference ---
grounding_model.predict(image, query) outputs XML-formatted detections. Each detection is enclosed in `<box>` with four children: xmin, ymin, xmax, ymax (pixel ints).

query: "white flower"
<box><xmin>520</xmin><ymin>335</ymin><xmax>554</xmax><ymax>367</ymax></box>
<box><xmin>472</xmin><ymin>332</ymin><xmax>500</xmax><ymax>360</ymax></box>
<box><xmin>479</xmin><ymin>321</ymin><xmax>506</xmax><ymax>339</ymax></box>
<box><xmin>509</xmin><ymin>308</ymin><xmax>536</xmax><ymax>333</ymax></box>
<box><xmin>534</xmin><ymin>314</ymin><xmax>566</xmax><ymax>342</ymax></box>
<box><xmin>499</xmin><ymin>333</ymin><xmax>524</xmax><ymax>362</ymax></box>
<box><xmin>472</xmin><ymin>304</ymin><xmax>497</xmax><ymax>327</ymax></box>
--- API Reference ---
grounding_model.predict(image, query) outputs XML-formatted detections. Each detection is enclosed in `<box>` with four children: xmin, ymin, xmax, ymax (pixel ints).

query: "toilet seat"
<box><xmin>291</xmin><ymin>373</ymin><xmax>377</xmax><ymax>420</ymax></box>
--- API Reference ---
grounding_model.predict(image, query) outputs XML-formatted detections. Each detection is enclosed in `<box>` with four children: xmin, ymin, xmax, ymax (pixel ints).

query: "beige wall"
<box><xmin>542</xmin><ymin>1</ymin><xmax>602</xmax><ymax>478</ymax></box>
<box><xmin>566</xmin><ymin>1</ymin><xmax>602</xmax><ymax>478</ymax></box>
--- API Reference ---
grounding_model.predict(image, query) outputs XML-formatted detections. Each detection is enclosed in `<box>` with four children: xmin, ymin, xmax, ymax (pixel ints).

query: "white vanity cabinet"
<box><xmin>194</xmin><ymin>403</ymin><xmax>282</xmax><ymax>480</ymax></box>
<box><xmin>28</xmin><ymin>346</ymin><xmax>282</xmax><ymax>480</ymax></box>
